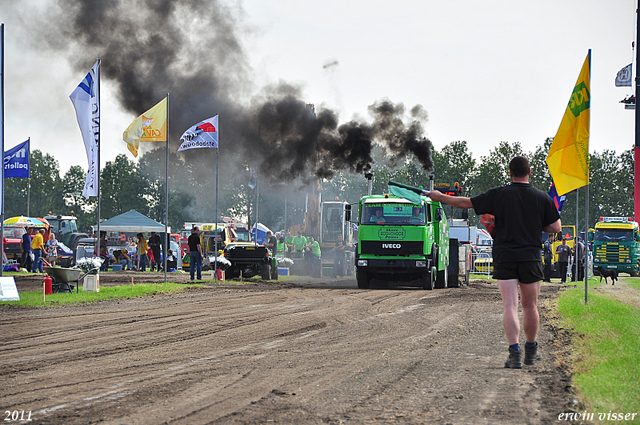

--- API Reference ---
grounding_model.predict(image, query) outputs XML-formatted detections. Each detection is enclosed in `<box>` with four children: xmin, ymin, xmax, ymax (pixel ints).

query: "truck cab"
<box><xmin>199</xmin><ymin>223</ymin><xmax>237</xmax><ymax>256</ymax></box>
<box><xmin>354</xmin><ymin>194</ymin><xmax>449</xmax><ymax>289</ymax></box>
<box><xmin>592</xmin><ymin>216</ymin><xmax>640</xmax><ymax>276</ymax></box>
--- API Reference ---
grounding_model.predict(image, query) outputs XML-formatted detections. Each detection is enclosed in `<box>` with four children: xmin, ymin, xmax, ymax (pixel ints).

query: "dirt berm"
<box><xmin>1</xmin><ymin>273</ymin><xmax>576</xmax><ymax>424</ymax></box>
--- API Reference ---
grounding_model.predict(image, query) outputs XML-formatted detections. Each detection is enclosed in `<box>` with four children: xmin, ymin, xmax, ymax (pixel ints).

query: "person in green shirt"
<box><xmin>292</xmin><ymin>231</ymin><xmax>307</xmax><ymax>253</ymax></box>
<box><xmin>285</xmin><ymin>231</ymin><xmax>294</xmax><ymax>254</ymax></box>
<box><xmin>304</xmin><ymin>236</ymin><xmax>321</xmax><ymax>276</ymax></box>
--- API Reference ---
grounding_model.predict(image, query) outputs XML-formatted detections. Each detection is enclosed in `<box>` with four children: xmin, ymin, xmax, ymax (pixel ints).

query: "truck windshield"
<box><xmin>235</xmin><ymin>228</ymin><xmax>250</xmax><ymax>242</ymax></box>
<box><xmin>595</xmin><ymin>229</ymin><xmax>633</xmax><ymax>242</ymax></box>
<box><xmin>361</xmin><ymin>203</ymin><xmax>425</xmax><ymax>225</ymax></box>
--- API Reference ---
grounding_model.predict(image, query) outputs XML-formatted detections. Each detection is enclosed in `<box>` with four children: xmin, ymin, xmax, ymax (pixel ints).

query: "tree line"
<box><xmin>3</xmin><ymin>140</ymin><xmax>634</xmax><ymax>234</ymax></box>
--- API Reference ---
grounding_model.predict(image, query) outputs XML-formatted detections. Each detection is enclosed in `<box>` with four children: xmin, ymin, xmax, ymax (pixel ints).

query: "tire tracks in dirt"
<box><xmin>0</xmin><ymin>280</ymin><xmax>573</xmax><ymax>424</ymax></box>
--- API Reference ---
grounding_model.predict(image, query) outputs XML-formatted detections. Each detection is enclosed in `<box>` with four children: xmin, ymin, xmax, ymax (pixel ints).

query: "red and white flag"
<box><xmin>178</xmin><ymin>115</ymin><xmax>218</xmax><ymax>151</ymax></box>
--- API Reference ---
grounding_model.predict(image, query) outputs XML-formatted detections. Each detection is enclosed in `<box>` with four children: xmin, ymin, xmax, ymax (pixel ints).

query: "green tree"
<box><xmin>28</xmin><ymin>150</ymin><xmax>64</xmax><ymax>217</ymax></box>
<box><xmin>61</xmin><ymin>165</ymin><xmax>97</xmax><ymax>232</ymax></box>
<box><xmin>471</xmin><ymin>141</ymin><xmax>524</xmax><ymax>196</ymax></box>
<box><xmin>432</xmin><ymin>141</ymin><xmax>476</xmax><ymax>193</ymax></box>
<box><xmin>101</xmin><ymin>154</ymin><xmax>149</xmax><ymax>219</ymax></box>
<box><xmin>528</xmin><ymin>138</ymin><xmax>553</xmax><ymax>191</ymax></box>
<box><xmin>3</xmin><ymin>176</ymin><xmax>29</xmax><ymax>218</ymax></box>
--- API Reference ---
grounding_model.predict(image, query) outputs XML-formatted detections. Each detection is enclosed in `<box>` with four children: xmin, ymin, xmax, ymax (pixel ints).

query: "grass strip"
<box><xmin>1</xmin><ymin>282</ymin><xmax>206</xmax><ymax>307</ymax></box>
<box><xmin>556</xmin><ymin>286</ymin><xmax>640</xmax><ymax>417</ymax></box>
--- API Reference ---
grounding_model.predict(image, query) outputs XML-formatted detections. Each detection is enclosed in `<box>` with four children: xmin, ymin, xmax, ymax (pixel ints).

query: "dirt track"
<box><xmin>1</xmin><ymin>274</ymin><xmax>574</xmax><ymax>424</ymax></box>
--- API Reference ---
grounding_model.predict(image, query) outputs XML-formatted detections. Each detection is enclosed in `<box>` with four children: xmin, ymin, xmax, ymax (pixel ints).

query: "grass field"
<box><xmin>556</xmin><ymin>277</ymin><xmax>640</xmax><ymax>422</ymax></box>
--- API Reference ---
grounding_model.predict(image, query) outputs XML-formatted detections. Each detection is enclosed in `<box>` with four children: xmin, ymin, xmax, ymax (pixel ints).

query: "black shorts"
<box><xmin>493</xmin><ymin>261</ymin><xmax>543</xmax><ymax>284</ymax></box>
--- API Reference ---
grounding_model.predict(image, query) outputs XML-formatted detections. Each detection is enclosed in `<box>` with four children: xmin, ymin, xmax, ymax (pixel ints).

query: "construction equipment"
<box><xmin>288</xmin><ymin>185</ymin><xmax>356</xmax><ymax>276</ymax></box>
<box><xmin>44</xmin><ymin>214</ymin><xmax>89</xmax><ymax>265</ymax></box>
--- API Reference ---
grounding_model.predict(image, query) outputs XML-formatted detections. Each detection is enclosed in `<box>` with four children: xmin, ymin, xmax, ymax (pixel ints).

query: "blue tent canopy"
<box><xmin>99</xmin><ymin>210</ymin><xmax>167</xmax><ymax>233</ymax></box>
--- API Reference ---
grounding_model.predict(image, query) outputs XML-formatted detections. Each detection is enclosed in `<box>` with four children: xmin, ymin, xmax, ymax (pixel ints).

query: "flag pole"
<box><xmin>584</xmin><ymin>49</ymin><xmax>591</xmax><ymax>305</ymax></box>
<box><xmin>164</xmin><ymin>93</ymin><xmax>169</xmax><ymax>283</ymax></box>
<box><xmin>214</xmin><ymin>124</ymin><xmax>219</xmax><ymax>281</ymax></box>
<box><xmin>96</xmin><ymin>58</ymin><xmax>101</xmax><ymax>265</ymax></box>
<box><xmin>1</xmin><ymin>23</ymin><xmax>4</xmax><ymax>277</ymax></box>
<box><xmin>635</xmin><ymin>6</ymin><xmax>640</xmax><ymax>223</ymax></box>
<box><xmin>27</xmin><ymin>139</ymin><xmax>30</xmax><ymax>216</ymax></box>
<box><xmin>575</xmin><ymin>188</ymin><xmax>579</xmax><ymax>282</ymax></box>
<box><xmin>255</xmin><ymin>169</ymin><xmax>259</xmax><ymax>247</ymax></box>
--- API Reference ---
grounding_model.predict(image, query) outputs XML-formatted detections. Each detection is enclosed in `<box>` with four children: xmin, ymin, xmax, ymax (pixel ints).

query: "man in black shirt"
<box><xmin>426</xmin><ymin>156</ymin><xmax>561</xmax><ymax>369</ymax></box>
<box><xmin>556</xmin><ymin>238</ymin><xmax>571</xmax><ymax>283</ymax></box>
<box><xmin>263</xmin><ymin>231</ymin><xmax>277</xmax><ymax>257</ymax></box>
<box><xmin>148</xmin><ymin>232</ymin><xmax>162</xmax><ymax>271</ymax></box>
<box><xmin>188</xmin><ymin>227</ymin><xmax>203</xmax><ymax>280</ymax></box>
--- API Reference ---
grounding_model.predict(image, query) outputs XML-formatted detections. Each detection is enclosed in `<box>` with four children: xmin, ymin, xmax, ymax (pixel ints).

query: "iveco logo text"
<box><xmin>382</xmin><ymin>243</ymin><xmax>401</xmax><ymax>249</ymax></box>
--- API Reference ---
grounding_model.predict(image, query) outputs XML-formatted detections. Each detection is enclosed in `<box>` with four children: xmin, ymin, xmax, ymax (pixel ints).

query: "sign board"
<box><xmin>0</xmin><ymin>277</ymin><xmax>20</xmax><ymax>301</ymax></box>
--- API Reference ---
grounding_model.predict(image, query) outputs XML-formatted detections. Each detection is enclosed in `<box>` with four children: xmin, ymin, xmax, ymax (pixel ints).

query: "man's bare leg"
<box><xmin>519</xmin><ymin>280</ymin><xmax>541</xmax><ymax>343</ymax></box>
<box><xmin>498</xmin><ymin>279</ymin><xmax>520</xmax><ymax>345</ymax></box>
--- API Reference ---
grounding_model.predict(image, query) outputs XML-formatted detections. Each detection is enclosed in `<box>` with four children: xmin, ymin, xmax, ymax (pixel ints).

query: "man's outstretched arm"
<box><xmin>424</xmin><ymin>190</ymin><xmax>473</xmax><ymax>209</ymax></box>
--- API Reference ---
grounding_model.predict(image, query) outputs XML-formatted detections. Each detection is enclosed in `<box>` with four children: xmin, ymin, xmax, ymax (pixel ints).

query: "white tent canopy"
<box><xmin>99</xmin><ymin>209</ymin><xmax>168</xmax><ymax>233</ymax></box>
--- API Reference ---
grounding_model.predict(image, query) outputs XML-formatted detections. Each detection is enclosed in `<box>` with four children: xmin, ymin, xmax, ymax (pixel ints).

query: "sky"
<box><xmin>1</xmin><ymin>0</ymin><xmax>637</xmax><ymax>176</ymax></box>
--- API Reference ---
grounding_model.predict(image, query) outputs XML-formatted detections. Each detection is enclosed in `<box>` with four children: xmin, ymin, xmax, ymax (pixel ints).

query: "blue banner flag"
<box><xmin>548</xmin><ymin>181</ymin><xmax>566</xmax><ymax>213</ymax></box>
<box><xmin>70</xmin><ymin>60</ymin><xmax>100</xmax><ymax>198</ymax></box>
<box><xmin>4</xmin><ymin>138</ymin><xmax>30</xmax><ymax>178</ymax></box>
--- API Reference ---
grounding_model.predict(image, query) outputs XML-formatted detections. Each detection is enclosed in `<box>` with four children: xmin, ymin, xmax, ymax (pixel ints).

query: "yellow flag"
<box><xmin>122</xmin><ymin>97</ymin><xmax>168</xmax><ymax>157</ymax></box>
<box><xmin>546</xmin><ymin>52</ymin><xmax>590</xmax><ymax>196</ymax></box>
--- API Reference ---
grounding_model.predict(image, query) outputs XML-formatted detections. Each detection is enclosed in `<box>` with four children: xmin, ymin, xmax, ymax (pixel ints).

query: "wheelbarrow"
<box><xmin>43</xmin><ymin>266</ymin><xmax>99</xmax><ymax>294</ymax></box>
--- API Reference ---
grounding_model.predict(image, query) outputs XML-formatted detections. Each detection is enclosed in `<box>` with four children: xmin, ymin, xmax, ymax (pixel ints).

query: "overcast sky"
<box><xmin>1</xmin><ymin>0</ymin><xmax>637</xmax><ymax>175</ymax></box>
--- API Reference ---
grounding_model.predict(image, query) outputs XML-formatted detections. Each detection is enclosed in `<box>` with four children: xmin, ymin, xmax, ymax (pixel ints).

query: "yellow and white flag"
<box><xmin>122</xmin><ymin>97</ymin><xmax>167</xmax><ymax>157</ymax></box>
<box><xmin>546</xmin><ymin>51</ymin><xmax>590</xmax><ymax>196</ymax></box>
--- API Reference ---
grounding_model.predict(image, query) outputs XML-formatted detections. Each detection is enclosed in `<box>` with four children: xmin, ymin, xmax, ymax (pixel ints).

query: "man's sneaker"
<box><xmin>504</xmin><ymin>348</ymin><xmax>523</xmax><ymax>369</ymax></box>
<box><xmin>524</xmin><ymin>344</ymin><xmax>541</xmax><ymax>365</ymax></box>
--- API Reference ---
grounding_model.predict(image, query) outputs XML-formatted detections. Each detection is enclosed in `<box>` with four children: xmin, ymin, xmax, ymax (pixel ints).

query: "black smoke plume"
<box><xmin>35</xmin><ymin>0</ymin><xmax>434</xmax><ymax>184</ymax></box>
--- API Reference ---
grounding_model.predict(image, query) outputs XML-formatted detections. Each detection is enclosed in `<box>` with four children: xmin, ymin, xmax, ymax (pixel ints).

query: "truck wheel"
<box><xmin>227</xmin><ymin>267</ymin><xmax>239</xmax><ymax>279</ymax></box>
<box><xmin>422</xmin><ymin>268</ymin><xmax>435</xmax><ymax>290</ymax></box>
<box><xmin>271</xmin><ymin>264</ymin><xmax>279</xmax><ymax>280</ymax></box>
<box><xmin>435</xmin><ymin>266</ymin><xmax>448</xmax><ymax>289</ymax></box>
<box><xmin>357</xmin><ymin>270</ymin><xmax>370</xmax><ymax>289</ymax></box>
<box><xmin>261</xmin><ymin>264</ymin><xmax>271</xmax><ymax>280</ymax></box>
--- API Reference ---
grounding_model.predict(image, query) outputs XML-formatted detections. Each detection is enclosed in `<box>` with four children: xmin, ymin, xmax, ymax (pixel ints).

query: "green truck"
<box><xmin>592</xmin><ymin>216</ymin><xmax>640</xmax><ymax>276</ymax></box>
<box><xmin>349</xmin><ymin>190</ymin><xmax>451</xmax><ymax>290</ymax></box>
